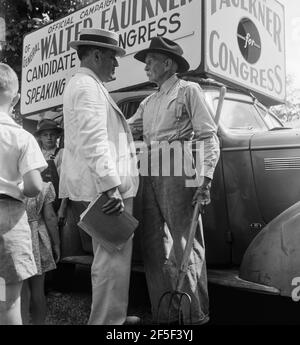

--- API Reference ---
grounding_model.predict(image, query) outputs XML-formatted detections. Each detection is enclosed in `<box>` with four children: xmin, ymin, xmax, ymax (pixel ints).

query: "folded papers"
<box><xmin>78</xmin><ymin>194</ymin><xmax>139</xmax><ymax>251</ymax></box>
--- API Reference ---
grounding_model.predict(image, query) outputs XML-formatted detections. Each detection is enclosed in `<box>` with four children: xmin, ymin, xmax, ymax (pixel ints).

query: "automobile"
<box><xmin>56</xmin><ymin>76</ymin><xmax>300</xmax><ymax>298</ymax></box>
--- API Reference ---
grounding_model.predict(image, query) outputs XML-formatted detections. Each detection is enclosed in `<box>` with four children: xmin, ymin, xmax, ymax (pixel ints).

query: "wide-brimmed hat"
<box><xmin>34</xmin><ymin>119</ymin><xmax>63</xmax><ymax>136</ymax></box>
<box><xmin>134</xmin><ymin>36</ymin><xmax>190</xmax><ymax>73</ymax></box>
<box><xmin>69</xmin><ymin>28</ymin><xmax>126</xmax><ymax>57</ymax></box>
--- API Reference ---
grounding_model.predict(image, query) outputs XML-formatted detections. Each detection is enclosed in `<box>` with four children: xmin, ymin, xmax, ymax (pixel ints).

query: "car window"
<box><xmin>119</xmin><ymin>93</ymin><xmax>280</xmax><ymax>133</ymax></box>
<box><xmin>255</xmin><ymin>104</ymin><xmax>284</xmax><ymax>129</ymax></box>
<box><xmin>262</xmin><ymin>111</ymin><xmax>283</xmax><ymax>128</ymax></box>
<box><xmin>118</xmin><ymin>100</ymin><xmax>141</xmax><ymax>120</ymax></box>
<box><xmin>213</xmin><ymin>98</ymin><xmax>268</xmax><ymax>132</ymax></box>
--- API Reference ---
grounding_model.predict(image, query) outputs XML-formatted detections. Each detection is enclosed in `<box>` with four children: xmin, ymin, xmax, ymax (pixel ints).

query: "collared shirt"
<box><xmin>0</xmin><ymin>112</ymin><xmax>47</xmax><ymax>201</ymax></box>
<box><xmin>60</xmin><ymin>67</ymin><xmax>139</xmax><ymax>202</ymax></box>
<box><xmin>128</xmin><ymin>74</ymin><xmax>220</xmax><ymax>180</ymax></box>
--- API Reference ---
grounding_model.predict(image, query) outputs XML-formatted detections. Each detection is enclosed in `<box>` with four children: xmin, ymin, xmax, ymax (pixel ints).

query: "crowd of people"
<box><xmin>0</xmin><ymin>28</ymin><xmax>220</xmax><ymax>325</ymax></box>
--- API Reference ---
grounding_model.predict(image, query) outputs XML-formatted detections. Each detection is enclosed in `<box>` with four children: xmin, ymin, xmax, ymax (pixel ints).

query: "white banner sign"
<box><xmin>21</xmin><ymin>0</ymin><xmax>202</xmax><ymax>116</ymax></box>
<box><xmin>205</xmin><ymin>0</ymin><xmax>286</xmax><ymax>103</ymax></box>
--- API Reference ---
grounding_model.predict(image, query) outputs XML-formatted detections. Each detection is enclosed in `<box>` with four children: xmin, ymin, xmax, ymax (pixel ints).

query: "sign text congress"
<box><xmin>211</xmin><ymin>0</ymin><xmax>283</xmax><ymax>53</ymax></box>
<box><xmin>79</xmin><ymin>0</ymin><xmax>193</xmax><ymax>48</ymax></box>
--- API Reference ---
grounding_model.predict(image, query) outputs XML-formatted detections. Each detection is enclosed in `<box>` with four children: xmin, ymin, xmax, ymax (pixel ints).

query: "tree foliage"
<box><xmin>0</xmin><ymin>0</ymin><xmax>94</xmax><ymax>77</ymax></box>
<box><xmin>1</xmin><ymin>0</ymin><xmax>299</xmax><ymax>125</ymax></box>
<box><xmin>0</xmin><ymin>0</ymin><xmax>94</xmax><ymax>124</ymax></box>
<box><xmin>271</xmin><ymin>75</ymin><xmax>300</xmax><ymax>123</ymax></box>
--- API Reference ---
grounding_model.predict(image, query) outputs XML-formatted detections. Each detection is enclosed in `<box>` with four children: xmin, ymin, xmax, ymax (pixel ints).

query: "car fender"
<box><xmin>240</xmin><ymin>201</ymin><xmax>300</xmax><ymax>297</ymax></box>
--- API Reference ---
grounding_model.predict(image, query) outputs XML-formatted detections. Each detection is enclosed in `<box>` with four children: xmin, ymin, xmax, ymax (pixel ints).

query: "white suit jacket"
<box><xmin>59</xmin><ymin>67</ymin><xmax>139</xmax><ymax>202</ymax></box>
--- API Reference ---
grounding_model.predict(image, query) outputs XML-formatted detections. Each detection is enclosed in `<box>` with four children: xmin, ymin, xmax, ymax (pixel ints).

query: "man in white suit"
<box><xmin>59</xmin><ymin>28</ymin><xmax>139</xmax><ymax>325</ymax></box>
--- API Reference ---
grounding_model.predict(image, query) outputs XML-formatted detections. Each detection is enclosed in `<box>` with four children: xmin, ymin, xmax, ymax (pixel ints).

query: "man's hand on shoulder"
<box><xmin>129</xmin><ymin>118</ymin><xmax>143</xmax><ymax>140</ymax></box>
<box><xmin>102</xmin><ymin>187</ymin><xmax>124</xmax><ymax>215</ymax></box>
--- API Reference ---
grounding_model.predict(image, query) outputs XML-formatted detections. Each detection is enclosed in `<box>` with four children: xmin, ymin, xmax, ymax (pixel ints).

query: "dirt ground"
<box><xmin>45</xmin><ymin>266</ymin><xmax>152</xmax><ymax>325</ymax></box>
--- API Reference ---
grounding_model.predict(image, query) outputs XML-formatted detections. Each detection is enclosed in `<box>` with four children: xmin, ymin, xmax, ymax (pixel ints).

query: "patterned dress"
<box><xmin>25</xmin><ymin>182</ymin><xmax>56</xmax><ymax>275</ymax></box>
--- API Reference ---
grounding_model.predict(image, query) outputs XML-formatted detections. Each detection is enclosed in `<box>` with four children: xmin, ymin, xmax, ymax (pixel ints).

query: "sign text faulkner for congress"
<box><xmin>21</xmin><ymin>0</ymin><xmax>285</xmax><ymax>115</ymax></box>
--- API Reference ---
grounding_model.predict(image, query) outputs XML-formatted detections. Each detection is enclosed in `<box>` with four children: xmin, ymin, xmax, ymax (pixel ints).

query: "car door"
<box><xmin>250</xmin><ymin>127</ymin><xmax>300</xmax><ymax>224</ymax></box>
<box><xmin>217</xmin><ymin>96</ymin><xmax>273</xmax><ymax>264</ymax></box>
<box><xmin>218</xmin><ymin>95</ymin><xmax>300</xmax><ymax>264</ymax></box>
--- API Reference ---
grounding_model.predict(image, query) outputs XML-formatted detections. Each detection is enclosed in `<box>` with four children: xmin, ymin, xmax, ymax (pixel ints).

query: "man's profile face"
<box><xmin>97</xmin><ymin>49</ymin><xmax>119</xmax><ymax>83</ymax></box>
<box><xmin>39</xmin><ymin>130</ymin><xmax>59</xmax><ymax>150</ymax></box>
<box><xmin>144</xmin><ymin>53</ymin><xmax>168</xmax><ymax>84</ymax></box>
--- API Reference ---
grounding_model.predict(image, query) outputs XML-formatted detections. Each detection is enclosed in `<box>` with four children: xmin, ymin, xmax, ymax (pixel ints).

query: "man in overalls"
<box><xmin>34</xmin><ymin>119</ymin><xmax>65</xmax><ymax>294</ymax></box>
<box><xmin>128</xmin><ymin>36</ymin><xmax>220</xmax><ymax>324</ymax></box>
<box><xmin>34</xmin><ymin>119</ymin><xmax>63</xmax><ymax>213</ymax></box>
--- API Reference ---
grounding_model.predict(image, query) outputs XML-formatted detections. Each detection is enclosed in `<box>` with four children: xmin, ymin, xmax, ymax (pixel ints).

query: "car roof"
<box><xmin>110</xmin><ymin>86</ymin><xmax>254</xmax><ymax>104</ymax></box>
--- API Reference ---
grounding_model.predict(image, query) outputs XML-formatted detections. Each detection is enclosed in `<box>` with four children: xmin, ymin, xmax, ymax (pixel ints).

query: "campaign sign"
<box><xmin>21</xmin><ymin>0</ymin><xmax>202</xmax><ymax>116</ymax></box>
<box><xmin>205</xmin><ymin>0</ymin><xmax>286</xmax><ymax>104</ymax></box>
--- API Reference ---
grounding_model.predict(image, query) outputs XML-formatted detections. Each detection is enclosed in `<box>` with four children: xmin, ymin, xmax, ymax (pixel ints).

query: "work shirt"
<box><xmin>60</xmin><ymin>67</ymin><xmax>139</xmax><ymax>202</ymax></box>
<box><xmin>0</xmin><ymin>112</ymin><xmax>47</xmax><ymax>201</ymax></box>
<box><xmin>128</xmin><ymin>74</ymin><xmax>220</xmax><ymax>180</ymax></box>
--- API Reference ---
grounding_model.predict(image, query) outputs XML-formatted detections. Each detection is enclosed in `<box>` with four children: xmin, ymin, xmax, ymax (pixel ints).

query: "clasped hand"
<box><xmin>102</xmin><ymin>187</ymin><xmax>124</xmax><ymax>215</ymax></box>
<box><xmin>192</xmin><ymin>185</ymin><xmax>211</xmax><ymax>211</ymax></box>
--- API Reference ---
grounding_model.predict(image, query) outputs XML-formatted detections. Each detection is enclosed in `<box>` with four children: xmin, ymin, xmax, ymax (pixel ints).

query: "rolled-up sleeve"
<box><xmin>74</xmin><ymin>79</ymin><xmax>121</xmax><ymax>192</ymax></box>
<box><xmin>19</xmin><ymin>133</ymin><xmax>48</xmax><ymax>175</ymax></box>
<box><xmin>186</xmin><ymin>83</ymin><xmax>220</xmax><ymax>180</ymax></box>
<box><xmin>127</xmin><ymin>100</ymin><xmax>145</xmax><ymax>138</ymax></box>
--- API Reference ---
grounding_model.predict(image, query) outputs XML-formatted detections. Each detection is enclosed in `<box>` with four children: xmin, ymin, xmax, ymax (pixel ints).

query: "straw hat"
<box><xmin>69</xmin><ymin>28</ymin><xmax>126</xmax><ymax>57</ymax></box>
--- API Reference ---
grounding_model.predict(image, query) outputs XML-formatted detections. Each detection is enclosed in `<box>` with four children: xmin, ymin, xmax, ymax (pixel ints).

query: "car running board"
<box><xmin>208</xmin><ymin>269</ymin><xmax>280</xmax><ymax>295</ymax></box>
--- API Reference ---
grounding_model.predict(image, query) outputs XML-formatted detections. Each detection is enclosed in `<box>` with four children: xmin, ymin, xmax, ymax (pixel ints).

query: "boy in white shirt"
<box><xmin>0</xmin><ymin>63</ymin><xmax>47</xmax><ymax>325</ymax></box>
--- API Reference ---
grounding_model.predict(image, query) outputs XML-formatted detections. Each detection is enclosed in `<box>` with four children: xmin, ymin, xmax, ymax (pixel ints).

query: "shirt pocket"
<box><xmin>164</xmin><ymin>95</ymin><xmax>188</xmax><ymax>126</ymax></box>
<box><xmin>175</xmin><ymin>98</ymin><xmax>189</xmax><ymax>122</ymax></box>
<box><xmin>167</xmin><ymin>95</ymin><xmax>191</xmax><ymax>142</ymax></box>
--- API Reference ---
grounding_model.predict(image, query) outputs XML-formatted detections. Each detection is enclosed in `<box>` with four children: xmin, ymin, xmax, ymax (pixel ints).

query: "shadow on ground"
<box><xmin>209</xmin><ymin>284</ymin><xmax>300</xmax><ymax>325</ymax></box>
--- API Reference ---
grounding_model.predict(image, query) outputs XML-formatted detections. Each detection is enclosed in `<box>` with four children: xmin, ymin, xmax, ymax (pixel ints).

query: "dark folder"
<box><xmin>77</xmin><ymin>194</ymin><xmax>139</xmax><ymax>251</ymax></box>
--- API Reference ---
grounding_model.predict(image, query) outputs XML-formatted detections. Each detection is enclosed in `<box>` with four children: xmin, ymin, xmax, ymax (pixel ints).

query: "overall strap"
<box><xmin>54</xmin><ymin>147</ymin><xmax>60</xmax><ymax>157</ymax></box>
<box><xmin>47</xmin><ymin>147</ymin><xmax>60</xmax><ymax>160</ymax></box>
<box><xmin>175</xmin><ymin>83</ymin><xmax>187</xmax><ymax>121</ymax></box>
<box><xmin>172</xmin><ymin>80</ymin><xmax>192</xmax><ymax>141</ymax></box>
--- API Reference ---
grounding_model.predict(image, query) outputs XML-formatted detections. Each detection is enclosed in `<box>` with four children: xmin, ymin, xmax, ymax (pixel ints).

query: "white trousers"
<box><xmin>88</xmin><ymin>198</ymin><xmax>133</xmax><ymax>325</ymax></box>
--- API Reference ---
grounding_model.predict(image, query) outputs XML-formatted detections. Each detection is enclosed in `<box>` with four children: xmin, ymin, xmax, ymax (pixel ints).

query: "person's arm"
<box><xmin>127</xmin><ymin>108</ymin><xmax>143</xmax><ymax>140</ymax></box>
<box><xmin>19</xmin><ymin>132</ymin><xmax>48</xmax><ymax>197</ymax></box>
<box><xmin>53</xmin><ymin>148</ymin><xmax>68</xmax><ymax>223</ymax></box>
<box><xmin>127</xmin><ymin>99</ymin><xmax>146</xmax><ymax>140</ymax></box>
<box><xmin>185</xmin><ymin>83</ymin><xmax>220</xmax><ymax>207</ymax></box>
<box><xmin>43</xmin><ymin>202</ymin><xmax>60</xmax><ymax>263</ymax></box>
<box><xmin>57</xmin><ymin>197</ymin><xmax>68</xmax><ymax>227</ymax></box>
<box><xmin>23</xmin><ymin>169</ymin><xmax>43</xmax><ymax>197</ymax></box>
<box><xmin>54</xmin><ymin>148</ymin><xmax>63</xmax><ymax>177</ymax></box>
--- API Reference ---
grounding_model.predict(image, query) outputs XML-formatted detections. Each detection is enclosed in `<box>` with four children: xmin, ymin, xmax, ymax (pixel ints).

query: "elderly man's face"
<box><xmin>39</xmin><ymin>130</ymin><xmax>59</xmax><ymax>150</ymax></box>
<box><xmin>144</xmin><ymin>53</ymin><xmax>169</xmax><ymax>84</ymax></box>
